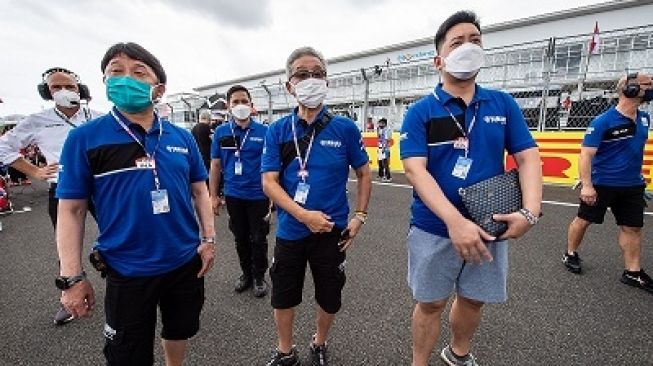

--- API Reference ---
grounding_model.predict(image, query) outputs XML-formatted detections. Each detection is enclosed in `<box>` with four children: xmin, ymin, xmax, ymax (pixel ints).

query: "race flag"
<box><xmin>589</xmin><ymin>21</ymin><xmax>600</xmax><ymax>55</ymax></box>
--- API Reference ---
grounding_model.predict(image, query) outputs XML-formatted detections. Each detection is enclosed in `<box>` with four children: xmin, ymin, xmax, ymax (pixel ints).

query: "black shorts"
<box><xmin>577</xmin><ymin>185</ymin><xmax>646</xmax><ymax>227</ymax></box>
<box><xmin>270</xmin><ymin>229</ymin><xmax>346</xmax><ymax>314</ymax></box>
<box><xmin>103</xmin><ymin>255</ymin><xmax>205</xmax><ymax>365</ymax></box>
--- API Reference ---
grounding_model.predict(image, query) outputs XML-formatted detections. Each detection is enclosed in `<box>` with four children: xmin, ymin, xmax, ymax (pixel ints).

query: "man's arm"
<box><xmin>57</xmin><ymin>199</ymin><xmax>95</xmax><ymax>318</ymax></box>
<box><xmin>208</xmin><ymin>158</ymin><xmax>223</xmax><ymax>215</ymax></box>
<box><xmin>579</xmin><ymin>146</ymin><xmax>598</xmax><ymax>205</ymax></box>
<box><xmin>10</xmin><ymin>158</ymin><xmax>59</xmax><ymax>181</ymax></box>
<box><xmin>403</xmin><ymin>157</ymin><xmax>494</xmax><ymax>263</ymax></box>
<box><xmin>262</xmin><ymin>171</ymin><xmax>334</xmax><ymax>233</ymax></box>
<box><xmin>338</xmin><ymin>164</ymin><xmax>372</xmax><ymax>251</ymax></box>
<box><xmin>191</xmin><ymin>181</ymin><xmax>216</xmax><ymax>277</ymax></box>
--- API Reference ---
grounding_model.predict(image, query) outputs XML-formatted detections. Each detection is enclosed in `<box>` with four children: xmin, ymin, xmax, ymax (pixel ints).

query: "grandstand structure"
<box><xmin>191</xmin><ymin>0</ymin><xmax>653</xmax><ymax>131</ymax></box>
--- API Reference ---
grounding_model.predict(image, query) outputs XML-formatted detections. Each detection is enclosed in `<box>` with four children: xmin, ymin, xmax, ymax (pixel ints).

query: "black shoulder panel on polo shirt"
<box><xmin>219</xmin><ymin>135</ymin><xmax>239</xmax><ymax>148</ymax></box>
<box><xmin>86</xmin><ymin>142</ymin><xmax>146</xmax><ymax>175</ymax></box>
<box><xmin>602</xmin><ymin>122</ymin><xmax>635</xmax><ymax>142</ymax></box>
<box><xmin>426</xmin><ymin>114</ymin><xmax>465</xmax><ymax>145</ymax></box>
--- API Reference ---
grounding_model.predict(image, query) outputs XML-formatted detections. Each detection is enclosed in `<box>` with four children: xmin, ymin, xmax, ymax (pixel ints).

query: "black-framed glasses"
<box><xmin>290</xmin><ymin>69</ymin><xmax>327</xmax><ymax>81</ymax></box>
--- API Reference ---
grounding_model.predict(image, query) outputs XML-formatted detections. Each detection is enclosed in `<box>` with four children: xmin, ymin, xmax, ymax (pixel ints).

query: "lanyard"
<box><xmin>432</xmin><ymin>90</ymin><xmax>480</xmax><ymax>157</ymax></box>
<box><xmin>54</xmin><ymin>108</ymin><xmax>79</xmax><ymax>128</ymax></box>
<box><xmin>110</xmin><ymin>109</ymin><xmax>164</xmax><ymax>190</ymax></box>
<box><xmin>290</xmin><ymin>115</ymin><xmax>316</xmax><ymax>182</ymax></box>
<box><xmin>229</xmin><ymin>120</ymin><xmax>251</xmax><ymax>158</ymax></box>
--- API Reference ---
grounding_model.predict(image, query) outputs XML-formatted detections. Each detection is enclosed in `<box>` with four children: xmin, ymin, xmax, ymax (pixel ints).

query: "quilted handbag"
<box><xmin>458</xmin><ymin>169</ymin><xmax>522</xmax><ymax>237</ymax></box>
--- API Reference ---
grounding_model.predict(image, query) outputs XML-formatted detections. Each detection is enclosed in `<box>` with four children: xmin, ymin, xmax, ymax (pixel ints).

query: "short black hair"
<box><xmin>100</xmin><ymin>42</ymin><xmax>167</xmax><ymax>84</ymax></box>
<box><xmin>378</xmin><ymin>118</ymin><xmax>387</xmax><ymax>125</ymax></box>
<box><xmin>434</xmin><ymin>10</ymin><xmax>481</xmax><ymax>54</ymax></box>
<box><xmin>226</xmin><ymin>85</ymin><xmax>251</xmax><ymax>103</ymax></box>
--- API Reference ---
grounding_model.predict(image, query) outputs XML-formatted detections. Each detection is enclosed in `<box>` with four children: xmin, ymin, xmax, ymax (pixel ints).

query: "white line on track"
<box><xmin>349</xmin><ymin>179</ymin><xmax>653</xmax><ymax>216</ymax></box>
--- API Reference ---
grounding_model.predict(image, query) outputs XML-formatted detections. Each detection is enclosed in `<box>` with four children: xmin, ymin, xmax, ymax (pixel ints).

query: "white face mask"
<box><xmin>52</xmin><ymin>89</ymin><xmax>81</xmax><ymax>108</ymax></box>
<box><xmin>443</xmin><ymin>42</ymin><xmax>485</xmax><ymax>80</ymax></box>
<box><xmin>231</xmin><ymin>104</ymin><xmax>251</xmax><ymax>121</ymax></box>
<box><xmin>292</xmin><ymin>78</ymin><xmax>328</xmax><ymax>108</ymax></box>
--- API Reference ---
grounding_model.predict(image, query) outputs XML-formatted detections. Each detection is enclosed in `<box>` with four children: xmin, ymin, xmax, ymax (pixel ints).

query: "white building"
<box><xmin>194</xmin><ymin>0</ymin><xmax>653</xmax><ymax>131</ymax></box>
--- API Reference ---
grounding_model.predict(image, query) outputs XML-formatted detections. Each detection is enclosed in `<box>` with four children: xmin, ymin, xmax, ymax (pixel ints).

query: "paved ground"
<box><xmin>0</xmin><ymin>178</ymin><xmax>652</xmax><ymax>366</ymax></box>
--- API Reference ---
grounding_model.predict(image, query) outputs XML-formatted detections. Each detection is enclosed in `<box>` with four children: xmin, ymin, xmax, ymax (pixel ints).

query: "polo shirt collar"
<box><xmin>230</xmin><ymin>118</ymin><xmax>254</xmax><ymax>131</ymax></box>
<box><xmin>111</xmin><ymin>107</ymin><xmax>168</xmax><ymax>134</ymax></box>
<box><xmin>434</xmin><ymin>83</ymin><xmax>491</xmax><ymax>106</ymax></box>
<box><xmin>292</xmin><ymin>106</ymin><xmax>328</xmax><ymax>128</ymax></box>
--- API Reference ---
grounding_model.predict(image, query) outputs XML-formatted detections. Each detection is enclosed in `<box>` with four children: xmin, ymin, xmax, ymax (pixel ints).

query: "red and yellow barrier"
<box><xmin>363</xmin><ymin>131</ymin><xmax>653</xmax><ymax>189</ymax></box>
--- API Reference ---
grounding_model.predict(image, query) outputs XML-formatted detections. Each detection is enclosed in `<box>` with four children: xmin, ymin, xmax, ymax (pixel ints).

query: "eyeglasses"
<box><xmin>290</xmin><ymin>69</ymin><xmax>327</xmax><ymax>81</ymax></box>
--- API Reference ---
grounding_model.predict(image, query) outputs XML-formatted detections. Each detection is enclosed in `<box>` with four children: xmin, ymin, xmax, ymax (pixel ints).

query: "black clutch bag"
<box><xmin>458</xmin><ymin>169</ymin><xmax>522</xmax><ymax>237</ymax></box>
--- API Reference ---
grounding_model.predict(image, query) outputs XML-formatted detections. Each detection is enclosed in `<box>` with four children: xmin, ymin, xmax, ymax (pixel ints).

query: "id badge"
<box><xmin>151</xmin><ymin>189</ymin><xmax>170</xmax><ymax>214</ymax></box>
<box><xmin>136</xmin><ymin>157</ymin><xmax>156</xmax><ymax>169</ymax></box>
<box><xmin>453</xmin><ymin>137</ymin><xmax>468</xmax><ymax>150</ymax></box>
<box><xmin>234</xmin><ymin>160</ymin><xmax>243</xmax><ymax>175</ymax></box>
<box><xmin>452</xmin><ymin>156</ymin><xmax>472</xmax><ymax>179</ymax></box>
<box><xmin>293</xmin><ymin>182</ymin><xmax>310</xmax><ymax>204</ymax></box>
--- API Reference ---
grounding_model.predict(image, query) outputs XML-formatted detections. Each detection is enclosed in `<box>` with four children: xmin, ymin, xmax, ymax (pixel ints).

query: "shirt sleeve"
<box><xmin>186</xmin><ymin>131</ymin><xmax>208</xmax><ymax>182</ymax></box>
<box><xmin>0</xmin><ymin>115</ymin><xmax>37</xmax><ymax>165</ymax></box>
<box><xmin>346</xmin><ymin>122</ymin><xmax>369</xmax><ymax>169</ymax></box>
<box><xmin>503</xmin><ymin>94</ymin><xmax>538</xmax><ymax>154</ymax></box>
<box><xmin>582</xmin><ymin>115</ymin><xmax>606</xmax><ymax>148</ymax></box>
<box><xmin>400</xmin><ymin>103</ymin><xmax>429</xmax><ymax>159</ymax></box>
<box><xmin>261</xmin><ymin>122</ymin><xmax>281</xmax><ymax>173</ymax></box>
<box><xmin>55</xmin><ymin>128</ymin><xmax>92</xmax><ymax>199</ymax></box>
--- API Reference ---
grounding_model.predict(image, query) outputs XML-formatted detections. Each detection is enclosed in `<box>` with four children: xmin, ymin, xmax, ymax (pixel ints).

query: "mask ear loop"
<box><xmin>150</xmin><ymin>83</ymin><xmax>163</xmax><ymax>104</ymax></box>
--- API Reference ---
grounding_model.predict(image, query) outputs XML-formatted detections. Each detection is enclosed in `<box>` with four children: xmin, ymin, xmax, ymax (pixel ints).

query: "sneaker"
<box><xmin>267</xmin><ymin>346</ymin><xmax>300</xmax><ymax>366</ymax></box>
<box><xmin>234</xmin><ymin>275</ymin><xmax>252</xmax><ymax>293</ymax></box>
<box><xmin>440</xmin><ymin>345</ymin><xmax>478</xmax><ymax>366</ymax></box>
<box><xmin>620</xmin><ymin>269</ymin><xmax>653</xmax><ymax>294</ymax></box>
<box><xmin>385</xmin><ymin>177</ymin><xmax>393</xmax><ymax>183</ymax></box>
<box><xmin>309</xmin><ymin>341</ymin><xmax>329</xmax><ymax>366</ymax></box>
<box><xmin>53</xmin><ymin>306</ymin><xmax>74</xmax><ymax>326</ymax></box>
<box><xmin>253</xmin><ymin>278</ymin><xmax>268</xmax><ymax>298</ymax></box>
<box><xmin>562</xmin><ymin>251</ymin><xmax>582</xmax><ymax>274</ymax></box>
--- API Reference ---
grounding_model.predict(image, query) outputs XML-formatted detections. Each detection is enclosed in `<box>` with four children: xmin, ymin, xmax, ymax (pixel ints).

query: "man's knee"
<box><xmin>416</xmin><ymin>299</ymin><xmax>448</xmax><ymax>315</ymax></box>
<box><xmin>619</xmin><ymin>225</ymin><xmax>642</xmax><ymax>235</ymax></box>
<box><xmin>455</xmin><ymin>295</ymin><xmax>484</xmax><ymax>310</ymax></box>
<box><xmin>572</xmin><ymin>216</ymin><xmax>592</xmax><ymax>230</ymax></box>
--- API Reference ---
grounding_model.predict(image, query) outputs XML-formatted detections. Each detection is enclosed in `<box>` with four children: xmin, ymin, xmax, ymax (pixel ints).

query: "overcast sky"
<box><xmin>0</xmin><ymin>0</ymin><xmax>606</xmax><ymax>116</ymax></box>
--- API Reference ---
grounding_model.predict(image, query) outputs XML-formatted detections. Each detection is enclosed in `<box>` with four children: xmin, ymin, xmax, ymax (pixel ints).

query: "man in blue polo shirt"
<box><xmin>261</xmin><ymin>46</ymin><xmax>371</xmax><ymax>366</ymax></box>
<box><xmin>400</xmin><ymin>11</ymin><xmax>542</xmax><ymax>366</ymax></box>
<box><xmin>210</xmin><ymin>84</ymin><xmax>270</xmax><ymax>298</ymax></box>
<box><xmin>55</xmin><ymin>42</ymin><xmax>216</xmax><ymax>365</ymax></box>
<box><xmin>563</xmin><ymin>72</ymin><xmax>653</xmax><ymax>294</ymax></box>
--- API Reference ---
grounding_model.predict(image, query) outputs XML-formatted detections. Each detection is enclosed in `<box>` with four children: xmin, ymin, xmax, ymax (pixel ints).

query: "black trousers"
<box><xmin>48</xmin><ymin>184</ymin><xmax>97</xmax><ymax>229</ymax></box>
<box><xmin>378</xmin><ymin>158</ymin><xmax>391</xmax><ymax>179</ymax></box>
<box><xmin>225</xmin><ymin>196</ymin><xmax>270</xmax><ymax>280</ymax></box>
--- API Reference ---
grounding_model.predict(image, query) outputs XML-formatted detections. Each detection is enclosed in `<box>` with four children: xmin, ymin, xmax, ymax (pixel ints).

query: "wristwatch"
<box><xmin>55</xmin><ymin>271</ymin><xmax>87</xmax><ymax>290</ymax></box>
<box><xmin>201</xmin><ymin>236</ymin><xmax>216</xmax><ymax>244</ymax></box>
<box><xmin>519</xmin><ymin>208</ymin><xmax>539</xmax><ymax>225</ymax></box>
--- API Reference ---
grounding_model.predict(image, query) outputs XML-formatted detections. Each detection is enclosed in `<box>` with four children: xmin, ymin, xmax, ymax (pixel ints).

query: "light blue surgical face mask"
<box><xmin>106</xmin><ymin>76</ymin><xmax>156</xmax><ymax>113</ymax></box>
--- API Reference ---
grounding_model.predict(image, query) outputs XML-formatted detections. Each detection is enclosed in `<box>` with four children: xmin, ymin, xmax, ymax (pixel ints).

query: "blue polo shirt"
<box><xmin>582</xmin><ymin>106</ymin><xmax>649</xmax><ymax>187</ymax></box>
<box><xmin>211</xmin><ymin>119</ymin><xmax>267</xmax><ymax>200</ymax></box>
<box><xmin>400</xmin><ymin>84</ymin><xmax>537</xmax><ymax>237</ymax></box>
<box><xmin>261</xmin><ymin>107</ymin><xmax>369</xmax><ymax>240</ymax></box>
<box><xmin>56</xmin><ymin>108</ymin><xmax>208</xmax><ymax>277</ymax></box>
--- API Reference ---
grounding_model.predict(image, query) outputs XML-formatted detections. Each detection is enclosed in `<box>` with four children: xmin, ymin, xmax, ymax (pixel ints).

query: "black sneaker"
<box><xmin>53</xmin><ymin>305</ymin><xmax>74</xmax><ymax>326</ymax></box>
<box><xmin>234</xmin><ymin>275</ymin><xmax>252</xmax><ymax>293</ymax></box>
<box><xmin>620</xmin><ymin>269</ymin><xmax>653</xmax><ymax>294</ymax></box>
<box><xmin>562</xmin><ymin>251</ymin><xmax>582</xmax><ymax>274</ymax></box>
<box><xmin>267</xmin><ymin>346</ymin><xmax>300</xmax><ymax>366</ymax></box>
<box><xmin>309</xmin><ymin>341</ymin><xmax>329</xmax><ymax>366</ymax></box>
<box><xmin>253</xmin><ymin>278</ymin><xmax>268</xmax><ymax>298</ymax></box>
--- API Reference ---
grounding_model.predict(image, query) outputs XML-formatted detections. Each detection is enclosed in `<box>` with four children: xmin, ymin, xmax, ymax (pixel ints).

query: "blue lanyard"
<box><xmin>229</xmin><ymin>120</ymin><xmax>251</xmax><ymax>159</ymax></box>
<box><xmin>110</xmin><ymin>108</ymin><xmax>164</xmax><ymax>190</ymax></box>
<box><xmin>432</xmin><ymin>90</ymin><xmax>480</xmax><ymax>157</ymax></box>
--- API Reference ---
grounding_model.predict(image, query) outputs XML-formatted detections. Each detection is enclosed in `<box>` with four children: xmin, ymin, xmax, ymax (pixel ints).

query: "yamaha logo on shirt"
<box><xmin>400</xmin><ymin>132</ymin><xmax>408</xmax><ymax>140</ymax></box>
<box><xmin>249</xmin><ymin>137</ymin><xmax>264</xmax><ymax>143</ymax></box>
<box><xmin>320</xmin><ymin>139</ymin><xmax>342</xmax><ymax>148</ymax></box>
<box><xmin>483</xmin><ymin>115</ymin><xmax>507</xmax><ymax>125</ymax></box>
<box><xmin>585</xmin><ymin>127</ymin><xmax>595</xmax><ymax>135</ymax></box>
<box><xmin>642</xmin><ymin>116</ymin><xmax>649</xmax><ymax>127</ymax></box>
<box><xmin>45</xmin><ymin>123</ymin><xmax>65</xmax><ymax>128</ymax></box>
<box><xmin>166</xmin><ymin>145</ymin><xmax>188</xmax><ymax>154</ymax></box>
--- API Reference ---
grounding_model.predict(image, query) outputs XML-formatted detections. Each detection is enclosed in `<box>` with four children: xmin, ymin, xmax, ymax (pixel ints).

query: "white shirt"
<box><xmin>0</xmin><ymin>106</ymin><xmax>103</xmax><ymax>182</ymax></box>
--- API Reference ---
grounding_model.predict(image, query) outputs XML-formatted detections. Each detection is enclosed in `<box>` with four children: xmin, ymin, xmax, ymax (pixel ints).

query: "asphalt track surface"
<box><xmin>1</xmin><ymin>177</ymin><xmax>652</xmax><ymax>366</ymax></box>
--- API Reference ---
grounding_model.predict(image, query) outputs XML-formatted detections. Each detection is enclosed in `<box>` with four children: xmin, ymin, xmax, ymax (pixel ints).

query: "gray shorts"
<box><xmin>406</xmin><ymin>226</ymin><xmax>509</xmax><ymax>304</ymax></box>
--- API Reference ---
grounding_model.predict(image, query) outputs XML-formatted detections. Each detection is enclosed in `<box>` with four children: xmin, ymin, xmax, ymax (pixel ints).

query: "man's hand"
<box><xmin>196</xmin><ymin>242</ymin><xmax>216</xmax><ymax>278</ymax></box>
<box><xmin>447</xmin><ymin>217</ymin><xmax>495</xmax><ymax>264</ymax></box>
<box><xmin>493</xmin><ymin>212</ymin><xmax>532</xmax><ymax>240</ymax></box>
<box><xmin>211</xmin><ymin>196</ymin><xmax>223</xmax><ymax>216</ymax></box>
<box><xmin>299</xmin><ymin>210</ymin><xmax>334</xmax><ymax>233</ymax></box>
<box><xmin>61</xmin><ymin>280</ymin><xmax>95</xmax><ymax>319</ymax></box>
<box><xmin>337</xmin><ymin>218</ymin><xmax>364</xmax><ymax>252</ymax></box>
<box><xmin>34</xmin><ymin>163</ymin><xmax>59</xmax><ymax>181</ymax></box>
<box><xmin>580</xmin><ymin>185</ymin><xmax>597</xmax><ymax>206</ymax></box>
